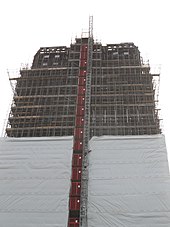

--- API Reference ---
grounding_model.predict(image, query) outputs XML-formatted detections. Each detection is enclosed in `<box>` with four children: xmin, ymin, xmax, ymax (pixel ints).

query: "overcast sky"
<box><xmin>0</xmin><ymin>0</ymin><xmax>170</xmax><ymax>161</ymax></box>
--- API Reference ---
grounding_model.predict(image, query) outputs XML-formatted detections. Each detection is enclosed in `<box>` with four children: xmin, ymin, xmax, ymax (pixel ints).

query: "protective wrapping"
<box><xmin>88</xmin><ymin>135</ymin><xmax>170</xmax><ymax>226</ymax></box>
<box><xmin>0</xmin><ymin>135</ymin><xmax>170</xmax><ymax>226</ymax></box>
<box><xmin>0</xmin><ymin>137</ymin><xmax>73</xmax><ymax>227</ymax></box>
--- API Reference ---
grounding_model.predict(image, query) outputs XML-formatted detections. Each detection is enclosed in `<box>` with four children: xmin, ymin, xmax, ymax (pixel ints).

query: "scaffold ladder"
<box><xmin>80</xmin><ymin>16</ymin><xmax>93</xmax><ymax>227</ymax></box>
<box><xmin>67</xmin><ymin>16</ymin><xmax>93</xmax><ymax>227</ymax></box>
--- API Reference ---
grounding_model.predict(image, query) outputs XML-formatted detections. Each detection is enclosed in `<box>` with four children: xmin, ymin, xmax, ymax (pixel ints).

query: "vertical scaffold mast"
<box><xmin>80</xmin><ymin>16</ymin><xmax>93</xmax><ymax>227</ymax></box>
<box><xmin>67</xmin><ymin>16</ymin><xmax>93</xmax><ymax>227</ymax></box>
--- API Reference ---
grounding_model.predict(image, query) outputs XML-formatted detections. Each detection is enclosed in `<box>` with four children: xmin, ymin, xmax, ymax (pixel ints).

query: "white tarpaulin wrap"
<box><xmin>0</xmin><ymin>134</ymin><xmax>170</xmax><ymax>226</ymax></box>
<box><xmin>0</xmin><ymin>137</ymin><xmax>73</xmax><ymax>227</ymax></box>
<box><xmin>88</xmin><ymin>135</ymin><xmax>170</xmax><ymax>226</ymax></box>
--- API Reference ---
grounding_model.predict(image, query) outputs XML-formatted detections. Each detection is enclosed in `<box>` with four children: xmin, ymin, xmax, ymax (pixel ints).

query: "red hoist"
<box><xmin>68</xmin><ymin>17</ymin><xmax>93</xmax><ymax>227</ymax></box>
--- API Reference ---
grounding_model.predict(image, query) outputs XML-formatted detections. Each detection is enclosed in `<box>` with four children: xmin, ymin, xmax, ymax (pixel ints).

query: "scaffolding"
<box><xmin>6</xmin><ymin>32</ymin><xmax>161</xmax><ymax>139</ymax></box>
<box><xmin>68</xmin><ymin>38</ymin><xmax>89</xmax><ymax>226</ymax></box>
<box><xmin>80</xmin><ymin>16</ymin><xmax>93</xmax><ymax>227</ymax></box>
<box><xmin>67</xmin><ymin>16</ymin><xmax>93</xmax><ymax>227</ymax></box>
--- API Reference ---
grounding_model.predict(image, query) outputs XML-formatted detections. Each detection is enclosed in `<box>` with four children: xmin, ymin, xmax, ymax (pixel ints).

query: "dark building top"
<box><xmin>6</xmin><ymin>38</ymin><xmax>161</xmax><ymax>137</ymax></box>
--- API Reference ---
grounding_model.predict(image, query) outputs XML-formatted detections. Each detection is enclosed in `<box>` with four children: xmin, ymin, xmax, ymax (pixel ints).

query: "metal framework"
<box><xmin>6</xmin><ymin>41</ymin><xmax>161</xmax><ymax>138</ymax></box>
<box><xmin>67</xmin><ymin>40</ymin><xmax>88</xmax><ymax>226</ymax></box>
<box><xmin>67</xmin><ymin>16</ymin><xmax>93</xmax><ymax>227</ymax></box>
<box><xmin>6</xmin><ymin>40</ymin><xmax>161</xmax><ymax>138</ymax></box>
<box><xmin>80</xmin><ymin>16</ymin><xmax>93</xmax><ymax>227</ymax></box>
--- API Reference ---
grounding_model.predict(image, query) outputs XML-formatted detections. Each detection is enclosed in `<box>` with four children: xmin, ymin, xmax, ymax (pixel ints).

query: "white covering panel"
<box><xmin>1</xmin><ymin>135</ymin><xmax>170</xmax><ymax>226</ymax></box>
<box><xmin>0</xmin><ymin>137</ymin><xmax>73</xmax><ymax>227</ymax></box>
<box><xmin>88</xmin><ymin>135</ymin><xmax>170</xmax><ymax>226</ymax></box>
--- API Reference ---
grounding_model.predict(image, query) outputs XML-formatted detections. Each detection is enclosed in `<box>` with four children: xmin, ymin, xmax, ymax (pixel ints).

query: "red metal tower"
<box><xmin>68</xmin><ymin>16</ymin><xmax>93</xmax><ymax>227</ymax></box>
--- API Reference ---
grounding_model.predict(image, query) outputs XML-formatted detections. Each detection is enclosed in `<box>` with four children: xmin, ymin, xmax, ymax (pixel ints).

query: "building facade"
<box><xmin>6</xmin><ymin>38</ymin><xmax>161</xmax><ymax>137</ymax></box>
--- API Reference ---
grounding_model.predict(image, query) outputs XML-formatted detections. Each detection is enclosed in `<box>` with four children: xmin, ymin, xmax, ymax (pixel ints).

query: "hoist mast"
<box><xmin>80</xmin><ymin>15</ymin><xmax>93</xmax><ymax>227</ymax></box>
<box><xmin>67</xmin><ymin>16</ymin><xmax>93</xmax><ymax>227</ymax></box>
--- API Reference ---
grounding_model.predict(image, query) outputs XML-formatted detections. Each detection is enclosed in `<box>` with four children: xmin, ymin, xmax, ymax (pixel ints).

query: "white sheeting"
<box><xmin>0</xmin><ymin>135</ymin><xmax>170</xmax><ymax>226</ymax></box>
<box><xmin>0</xmin><ymin>137</ymin><xmax>73</xmax><ymax>227</ymax></box>
<box><xmin>88</xmin><ymin>134</ymin><xmax>170</xmax><ymax>226</ymax></box>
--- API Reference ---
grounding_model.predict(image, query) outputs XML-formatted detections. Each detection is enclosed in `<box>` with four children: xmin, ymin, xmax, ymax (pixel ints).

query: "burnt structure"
<box><xmin>6</xmin><ymin>39</ymin><xmax>161</xmax><ymax>137</ymax></box>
